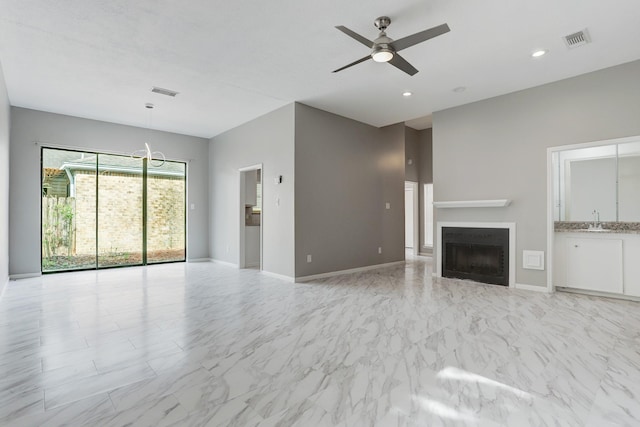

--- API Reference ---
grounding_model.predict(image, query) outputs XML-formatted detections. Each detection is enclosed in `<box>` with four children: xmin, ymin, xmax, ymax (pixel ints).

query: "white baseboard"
<box><xmin>260</xmin><ymin>270</ymin><xmax>295</xmax><ymax>282</ymax></box>
<box><xmin>187</xmin><ymin>258</ymin><xmax>212</xmax><ymax>263</ymax></box>
<box><xmin>432</xmin><ymin>275</ymin><xmax>547</xmax><ymax>292</ymax></box>
<box><xmin>9</xmin><ymin>272</ymin><xmax>41</xmax><ymax>280</ymax></box>
<box><xmin>556</xmin><ymin>287</ymin><xmax>640</xmax><ymax>302</ymax></box>
<box><xmin>210</xmin><ymin>259</ymin><xmax>239</xmax><ymax>268</ymax></box>
<box><xmin>515</xmin><ymin>283</ymin><xmax>549</xmax><ymax>293</ymax></box>
<box><xmin>296</xmin><ymin>261</ymin><xmax>405</xmax><ymax>282</ymax></box>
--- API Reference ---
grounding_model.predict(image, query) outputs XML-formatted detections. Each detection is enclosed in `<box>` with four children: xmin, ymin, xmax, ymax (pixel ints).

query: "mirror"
<box><xmin>553</xmin><ymin>139</ymin><xmax>640</xmax><ymax>222</ymax></box>
<box><xmin>618</xmin><ymin>141</ymin><xmax>640</xmax><ymax>221</ymax></box>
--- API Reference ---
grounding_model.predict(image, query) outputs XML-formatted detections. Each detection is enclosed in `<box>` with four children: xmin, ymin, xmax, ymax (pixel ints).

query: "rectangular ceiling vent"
<box><xmin>151</xmin><ymin>86</ymin><xmax>179</xmax><ymax>97</ymax></box>
<box><xmin>563</xmin><ymin>29</ymin><xmax>591</xmax><ymax>49</ymax></box>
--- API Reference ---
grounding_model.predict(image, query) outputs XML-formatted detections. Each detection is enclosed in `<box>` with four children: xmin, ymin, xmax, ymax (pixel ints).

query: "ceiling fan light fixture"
<box><xmin>334</xmin><ymin>16</ymin><xmax>450</xmax><ymax>75</ymax></box>
<box><xmin>371</xmin><ymin>47</ymin><xmax>394</xmax><ymax>62</ymax></box>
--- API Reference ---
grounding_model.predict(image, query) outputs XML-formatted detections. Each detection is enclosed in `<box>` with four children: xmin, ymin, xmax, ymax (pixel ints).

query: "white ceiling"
<box><xmin>2</xmin><ymin>0</ymin><xmax>640</xmax><ymax>138</ymax></box>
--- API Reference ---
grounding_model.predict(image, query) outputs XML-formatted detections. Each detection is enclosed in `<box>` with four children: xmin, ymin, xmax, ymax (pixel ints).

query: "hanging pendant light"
<box><xmin>131</xmin><ymin>103</ymin><xmax>166</xmax><ymax>167</ymax></box>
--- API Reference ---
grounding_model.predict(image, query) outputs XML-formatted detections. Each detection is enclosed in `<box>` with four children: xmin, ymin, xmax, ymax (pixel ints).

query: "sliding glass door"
<box><xmin>97</xmin><ymin>154</ymin><xmax>144</xmax><ymax>268</ymax></box>
<box><xmin>41</xmin><ymin>148</ymin><xmax>186</xmax><ymax>273</ymax></box>
<box><xmin>146</xmin><ymin>161</ymin><xmax>186</xmax><ymax>264</ymax></box>
<box><xmin>41</xmin><ymin>149</ymin><xmax>98</xmax><ymax>271</ymax></box>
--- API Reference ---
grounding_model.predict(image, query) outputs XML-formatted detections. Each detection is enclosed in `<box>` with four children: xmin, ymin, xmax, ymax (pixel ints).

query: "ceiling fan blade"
<box><xmin>335</xmin><ymin>26</ymin><xmax>374</xmax><ymax>48</ymax></box>
<box><xmin>392</xmin><ymin>23</ymin><xmax>450</xmax><ymax>52</ymax></box>
<box><xmin>388</xmin><ymin>53</ymin><xmax>418</xmax><ymax>76</ymax></box>
<box><xmin>332</xmin><ymin>55</ymin><xmax>372</xmax><ymax>73</ymax></box>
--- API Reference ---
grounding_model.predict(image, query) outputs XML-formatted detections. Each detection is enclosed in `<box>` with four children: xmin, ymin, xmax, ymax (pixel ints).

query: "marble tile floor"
<box><xmin>1</xmin><ymin>258</ymin><xmax>639</xmax><ymax>426</ymax></box>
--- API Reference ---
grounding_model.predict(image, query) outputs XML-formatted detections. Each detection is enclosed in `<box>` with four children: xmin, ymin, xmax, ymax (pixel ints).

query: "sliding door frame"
<box><xmin>40</xmin><ymin>146</ymin><xmax>187</xmax><ymax>273</ymax></box>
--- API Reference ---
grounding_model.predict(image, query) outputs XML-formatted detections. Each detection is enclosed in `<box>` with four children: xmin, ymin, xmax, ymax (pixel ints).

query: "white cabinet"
<box><xmin>565</xmin><ymin>237</ymin><xmax>623</xmax><ymax>293</ymax></box>
<box><xmin>623</xmin><ymin>235</ymin><xmax>640</xmax><ymax>297</ymax></box>
<box><xmin>554</xmin><ymin>232</ymin><xmax>640</xmax><ymax>297</ymax></box>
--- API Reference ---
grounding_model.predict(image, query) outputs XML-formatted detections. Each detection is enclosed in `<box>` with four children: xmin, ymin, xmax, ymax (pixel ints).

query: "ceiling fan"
<box><xmin>333</xmin><ymin>16</ymin><xmax>450</xmax><ymax>76</ymax></box>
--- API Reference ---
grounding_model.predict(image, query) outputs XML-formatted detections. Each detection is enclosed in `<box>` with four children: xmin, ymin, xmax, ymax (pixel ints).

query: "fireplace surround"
<box><xmin>436</xmin><ymin>222</ymin><xmax>516</xmax><ymax>287</ymax></box>
<box><xmin>442</xmin><ymin>227</ymin><xmax>509</xmax><ymax>285</ymax></box>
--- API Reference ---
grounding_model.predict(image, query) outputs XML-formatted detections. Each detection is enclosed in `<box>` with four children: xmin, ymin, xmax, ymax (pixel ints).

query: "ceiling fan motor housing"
<box><xmin>371</xmin><ymin>36</ymin><xmax>394</xmax><ymax>62</ymax></box>
<box><xmin>371</xmin><ymin>17</ymin><xmax>394</xmax><ymax>62</ymax></box>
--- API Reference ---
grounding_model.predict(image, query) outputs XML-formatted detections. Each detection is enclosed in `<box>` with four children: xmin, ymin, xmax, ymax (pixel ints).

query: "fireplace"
<box><xmin>442</xmin><ymin>227</ymin><xmax>509</xmax><ymax>286</ymax></box>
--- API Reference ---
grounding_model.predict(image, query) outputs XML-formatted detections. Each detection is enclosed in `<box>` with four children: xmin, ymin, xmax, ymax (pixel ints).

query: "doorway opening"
<box><xmin>239</xmin><ymin>165</ymin><xmax>263</xmax><ymax>270</ymax></box>
<box><xmin>404</xmin><ymin>181</ymin><xmax>419</xmax><ymax>257</ymax></box>
<box><xmin>423</xmin><ymin>183</ymin><xmax>434</xmax><ymax>252</ymax></box>
<box><xmin>41</xmin><ymin>147</ymin><xmax>186</xmax><ymax>272</ymax></box>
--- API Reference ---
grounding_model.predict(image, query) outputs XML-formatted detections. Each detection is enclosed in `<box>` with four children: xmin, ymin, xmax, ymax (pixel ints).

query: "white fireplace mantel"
<box><xmin>433</xmin><ymin>199</ymin><xmax>511</xmax><ymax>208</ymax></box>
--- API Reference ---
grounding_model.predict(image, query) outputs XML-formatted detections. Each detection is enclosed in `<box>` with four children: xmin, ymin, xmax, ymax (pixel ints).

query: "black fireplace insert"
<box><xmin>442</xmin><ymin>227</ymin><xmax>509</xmax><ymax>286</ymax></box>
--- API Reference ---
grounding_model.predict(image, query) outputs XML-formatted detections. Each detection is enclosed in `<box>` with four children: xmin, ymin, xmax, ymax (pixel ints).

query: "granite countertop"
<box><xmin>554</xmin><ymin>221</ymin><xmax>640</xmax><ymax>234</ymax></box>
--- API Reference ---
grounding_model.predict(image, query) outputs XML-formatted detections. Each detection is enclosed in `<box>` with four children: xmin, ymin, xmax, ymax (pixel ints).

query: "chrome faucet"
<box><xmin>590</xmin><ymin>209</ymin><xmax>602</xmax><ymax>230</ymax></box>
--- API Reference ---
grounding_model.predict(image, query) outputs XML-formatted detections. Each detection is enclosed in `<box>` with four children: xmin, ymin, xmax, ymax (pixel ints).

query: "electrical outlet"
<box><xmin>378</xmin><ymin>247</ymin><xmax>382</xmax><ymax>254</ymax></box>
<box><xmin>226</xmin><ymin>245</ymin><xmax>230</xmax><ymax>253</ymax></box>
<box><xmin>385</xmin><ymin>202</ymin><xmax>390</xmax><ymax>210</ymax></box>
<box><xmin>307</xmin><ymin>254</ymin><xmax>312</xmax><ymax>263</ymax></box>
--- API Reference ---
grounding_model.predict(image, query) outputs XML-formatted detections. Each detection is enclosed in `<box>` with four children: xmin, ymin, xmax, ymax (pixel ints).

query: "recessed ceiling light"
<box><xmin>531</xmin><ymin>49</ymin><xmax>547</xmax><ymax>58</ymax></box>
<box><xmin>452</xmin><ymin>86</ymin><xmax>466</xmax><ymax>93</ymax></box>
<box><xmin>402</xmin><ymin>91</ymin><xmax>412</xmax><ymax>97</ymax></box>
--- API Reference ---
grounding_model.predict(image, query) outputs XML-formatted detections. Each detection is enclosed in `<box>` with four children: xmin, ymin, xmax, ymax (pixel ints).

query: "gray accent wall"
<box><xmin>9</xmin><ymin>108</ymin><xmax>209</xmax><ymax>276</ymax></box>
<box><xmin>433</xmin><ymin>59</ymin><xmax>640</xmax><ymax>287</ymax></box>
<box><xmin>404</xmin><ymin>127</ymin><xmax>419</xmax><ymax>182</ymax></box>
<box><xmin>294</xmin><ymin>103</ymin><xmax>405</xmax><ymax>277</ymax></box>
<box><xmin>0</xmin><ymin>62</ymin><xmax>9</xmax><ymax>289</ymax></box>
<box><xmin>209</xmin><ymin>104</ymin><xmax>295</xmax><ymax>278</ymax></box>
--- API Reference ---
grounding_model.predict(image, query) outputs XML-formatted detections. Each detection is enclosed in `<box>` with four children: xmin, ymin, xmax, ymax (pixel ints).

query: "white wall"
<box><xmin>433</xmin><ymin>59</ymin><xmax>640</xmax><ymax>287</ymax></box>
<box><xmin>209</xmin><ymin>104</ymin><xmax>295</xmax><ymax>278</ymax></box>
<box><xmin>0</xmin><ymin>61</ymin><xmax>10</xmax><ymax>292</ymax></box>
<box><xmin>9</xmin><ymin>108</ymin><xmax>209</xmax><ymax>276</ymax></box>
<box><xmin>294</xmin><ymin>104</ymin><xmax>405</xmax><ymax>277</ymax></box>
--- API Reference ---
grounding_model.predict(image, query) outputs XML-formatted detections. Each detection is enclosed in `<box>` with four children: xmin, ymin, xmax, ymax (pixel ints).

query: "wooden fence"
<box><xmin>42</xmin><ymin>197</ymin><xmax>76</xmax><ymax>258</ymax></box>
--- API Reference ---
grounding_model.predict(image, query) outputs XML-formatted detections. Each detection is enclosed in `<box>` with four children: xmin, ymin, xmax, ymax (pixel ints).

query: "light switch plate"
<box><xmin>523</xmin><ymin>250</ymin><xmax>544</xmax><ymax>270</ymax></box>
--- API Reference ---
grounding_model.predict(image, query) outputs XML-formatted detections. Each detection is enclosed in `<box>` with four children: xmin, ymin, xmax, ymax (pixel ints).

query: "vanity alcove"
<box><xmin>551</xmin><ymin>136</ymin><xmax>640</xmax><ymax>298</ymax></box>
